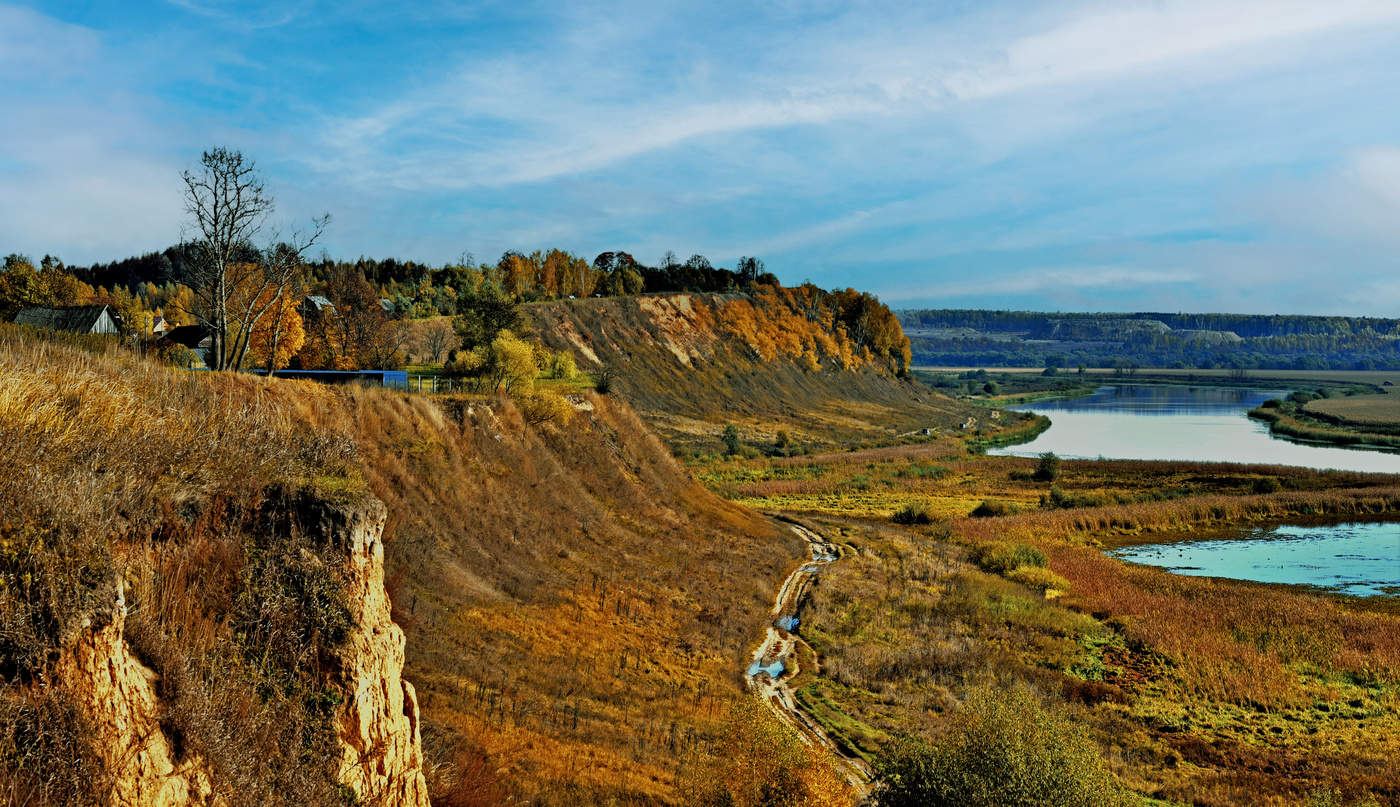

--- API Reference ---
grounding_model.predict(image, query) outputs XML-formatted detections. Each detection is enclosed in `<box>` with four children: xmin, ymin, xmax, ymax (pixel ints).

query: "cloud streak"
<box><xmin>3</xmin><ymin>0</ymin><xmax>1400</xmax><ymax>314</ymax></box>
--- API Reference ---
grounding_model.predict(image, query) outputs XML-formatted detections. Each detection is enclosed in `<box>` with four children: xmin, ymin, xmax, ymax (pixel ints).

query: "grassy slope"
<box><xmin>345</xmin><ymin>387</ymin><xmax>803</xmax><ymax>804</ymax></box>
<box><xmin>0</xmin><ymin>325</ymin><xmax>810</xmax><ymax>805</ymax></box>
<box><xmin>525</xmin><ymin>293</ymin><xmax>1029</xmax><ymax>453</ymax></box>
<box><xmin>0</xmin><ymin>326</ymin><xmax>375</xmax><ymax>805</ymax></box>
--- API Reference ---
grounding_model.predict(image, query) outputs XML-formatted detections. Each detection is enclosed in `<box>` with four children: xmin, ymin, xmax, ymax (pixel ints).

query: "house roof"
<box><xmin>303</xmin><ymin>295</ymin><xmax>335</xmax><ymax>312</ymax></box>
<box><xmin>13</xmin><ymin>305</ymin><xmax>116</xmax><ymax>332</ymax></box>
<box><xmin>162</xmin><ymin>324</ymin><xmax>214</xmax><ymax>348</ymax></box>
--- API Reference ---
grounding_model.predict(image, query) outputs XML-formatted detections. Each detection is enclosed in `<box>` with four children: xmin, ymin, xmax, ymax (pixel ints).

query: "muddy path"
<box><xmin>745</xmin><ymin>519</ymin><xmax>872</xmax><ymax>794</ymax></box>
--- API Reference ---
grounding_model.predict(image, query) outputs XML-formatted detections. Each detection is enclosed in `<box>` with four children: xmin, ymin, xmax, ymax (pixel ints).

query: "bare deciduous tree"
<box><xmin>181</xmin><ymin>147</ymin><xmax>327</xmax><ymax>370</ymax></box>
<box><xmin>421</xmin><ymin>319</ymin><xmax>456</xmax><ymax>363</ymax></box>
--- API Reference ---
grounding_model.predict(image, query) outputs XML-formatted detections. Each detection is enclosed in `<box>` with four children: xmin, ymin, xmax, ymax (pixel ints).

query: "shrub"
<box><xmin>722</xmin><ymin>424</ymin><xmax>742</xmax><ymax>455</ymax></box>
<box><xmin>891</xmin><ymin>504</ymin><xmax>934</xmax><ymax>525</ymax></box>
<box><xmin>678</xmin><ymin>698</ymin><xmax>856</xmax><ymax>807</ymax></box>
<box><xmin>871</xmin><ymin>683</ymin><xmax>1137</xmax><ymax>807</ymax></box>
<box><xmin>593</xmin><ymin>364</ymin><xmax>615</xmax><ymax>394</ymax></box>
<box><xmin>1007</xmin><ymin>565</ymin><xmax>1070</xmax><ymax>594</ymax></box>
<box><xmin>1033</xmin><ymin>451</ymin><xmax>1061</xmax><ymax>483</ymax></box>
<box><xmin>968</xmin><ymin>499</ymin><xmax>1014</xmax><ymax>518</ymax></box>
<box><xmin>972</xmin><ymin>541</ymin><xmax>1047</xmax><ymax>575</ymax></box>
<box><xmin>1252</xmin><ymin>476</ymin><xmax>1282</xmax><ymax>494</ymax></box>
<box><xmin>516</xmin><ymin>390</ymin><xmax>573</xmax><ymax>426</ymax></box>
<box><xmin>545</xmin><ymin>350</ymin><xmax>577</xmax><ymax>380</ymax></box>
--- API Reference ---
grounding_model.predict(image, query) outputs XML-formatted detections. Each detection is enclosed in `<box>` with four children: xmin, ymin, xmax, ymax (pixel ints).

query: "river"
<box><xmin>990</xmin><ymin>384</ymin><xmax>1400</xmax><ymax>474</ymax></box>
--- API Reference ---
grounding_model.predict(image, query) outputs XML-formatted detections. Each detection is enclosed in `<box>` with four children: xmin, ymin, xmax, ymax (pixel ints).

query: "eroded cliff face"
<box><xmin>48</xmin><ymin>495</ymin><xmax>428</xmax><ymax>807</ymax></box>
<box><xmin>319</xmin><ymin>498</ymin><xmax>431</xmax><ymax>807</ymax></box>
<box><xmin>52</xmin><ymin>583</ymin><xmax>215</xmax><ymax>807</ymax></box>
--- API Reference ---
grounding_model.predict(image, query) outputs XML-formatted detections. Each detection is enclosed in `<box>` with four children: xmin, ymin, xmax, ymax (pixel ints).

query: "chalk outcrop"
<box><xmin>319</xmin><ymin>498</ymin><xmax>431</xmax><ymax>807</ymax></box>
<box><xmin>49</xmin><ymin>495</ymin><xmax>429</xmax><ymax>807</ymax></box>
<box><xmin>53</xmin><ymin>584</ymin><xmax>215</xmax><ymax>807</ymax></box>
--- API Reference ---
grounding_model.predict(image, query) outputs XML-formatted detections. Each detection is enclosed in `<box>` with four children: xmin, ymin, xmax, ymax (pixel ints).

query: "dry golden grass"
<box><xmin>0</xmin><ymin>325</ymin><xmax>377</xmax><ymax>805</ymax></box>
<box><xmin>689</xmin><ymin>439</ymin><xmax>1400</xmax><ymax>805</ymax></box>
<box><xmin>0</xmin><ymin>325</ymin><xmax>852</xmax><ymax>804</ymax></box>
<box><xmin>335</xmin><ymin>385</ymin><xmax>850</xmax><ymax>803</ymax></box>
<box><xmin>1305</xmin><ymin>393</ymin><xmax>1400</xmax><ymax>428</ymax></box>
<box><xmin>790</xmin><ymin>511</ymin><xmax>1400</xmax><ymax>806</ymax></box>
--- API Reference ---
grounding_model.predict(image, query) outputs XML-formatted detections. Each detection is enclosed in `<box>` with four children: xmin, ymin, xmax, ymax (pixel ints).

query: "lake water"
<box><xmin>1110</xmin><ymin>521</ymin><xmax>1400</xmax><ymax>596</ymax></box>
<box><xmin>991</xmin><ymin>384</ymin><xmax>1400</xmax><ymax>474</ymax></box>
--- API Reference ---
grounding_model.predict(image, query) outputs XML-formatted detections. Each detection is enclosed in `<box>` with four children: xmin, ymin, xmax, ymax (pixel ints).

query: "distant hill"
<box><xmin>526</xmin><ymin>289</ymin><xmax>1032</xmax><ymax>452</ymax></box>
<box><xmin>900</xmin><ymin>309</ymin><xmax>1400</xmax><ymax>371</ymax></box>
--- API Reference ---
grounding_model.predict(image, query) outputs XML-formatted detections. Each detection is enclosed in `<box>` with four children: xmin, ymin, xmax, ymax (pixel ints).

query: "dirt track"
<box><xmin>745</xmin><ymin>520</ymin><xmax>871</xmax><ymax>794</ymax></box>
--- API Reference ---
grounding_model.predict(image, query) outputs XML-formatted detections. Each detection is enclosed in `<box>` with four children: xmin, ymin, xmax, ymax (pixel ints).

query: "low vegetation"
<box><xmin>872</xmin><ymin>683</ymin><xmax>1138</xmax><ymax>807</ymax></box>
<box><xmin>1252</xmin><ymin>391</ymin><xmax>1400</xmax><ymax>450</ymax></box>
<box><xmin>694</xmin><ymin>433</ymin><xmax>1400</xmax><ymax>805</ymax></box>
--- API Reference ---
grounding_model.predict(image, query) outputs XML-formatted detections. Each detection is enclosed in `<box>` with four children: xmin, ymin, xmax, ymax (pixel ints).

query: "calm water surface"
<box><xmin>991</xmin><ymin>384</ymin><xmax>1400</xmax><ymax>474</ymax></box>
<box><xmin>1110</xmin><ymin>522</ymin><xmax>1400</xmax><ymax>596</ymax></box>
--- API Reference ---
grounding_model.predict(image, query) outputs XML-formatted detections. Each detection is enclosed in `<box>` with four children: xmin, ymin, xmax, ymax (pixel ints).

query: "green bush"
<box><xmin>891</xmin><ymin>504</ymin><xmax>934</xmax><ymax>525</ymax></box>
<box><xmin>1007</xmin><ymin>566</ymin><xmax>1070</xmax><ymax>594</ymax></box>
<box><xmin>968</xmin><ymin>499</ymin><xmax>1014</xmax><ymax>518</ymax></box>
<box><xmin>972</xmin><ymin>541</ymin><xmax>1047</xmax><ymax>575</ymax></box>
<box><xmin>1032</xmin><ymin>451</ymin><xmax>1061</xmax><ymax>483</ymax></box>
<box><xmin>545</xmin><ymin>350</ymin><xmax>577</xmax><ymax>380</ymax></box>
<box><xmin>871</xmin><ymin>684</ymin><xmax>1137</xmax><ymax>807</ymax></box>
<box><xmin>1252</xmin><ymin>477</ymin><xmax>1282</xmax><ymax>495</ymax></box>
<box><xmin>721</xmin><ymin>424</ymin><xmax>742</xmax><ymax>456</ymax></box>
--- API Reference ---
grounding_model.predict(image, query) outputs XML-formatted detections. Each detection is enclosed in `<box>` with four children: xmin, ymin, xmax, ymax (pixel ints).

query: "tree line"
<box><xmin>4</xmin><ymin>147</ymin><xmax>871</xmax><ymax>378</ymax></box>
<box><xmin>902</xmin><ymin>309</ymin><xmax>1400</xmax><ymax>370</ymax></box>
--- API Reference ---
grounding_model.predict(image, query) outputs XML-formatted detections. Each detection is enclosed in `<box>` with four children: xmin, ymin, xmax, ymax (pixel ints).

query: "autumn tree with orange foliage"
<box><xmin>707</xmin><ymin>283</ymin><xmax>911</xmax><ymax>376</ymax></box>
<box><xmin>247</xmin><ymin>290</ymin><xmax>305</xmax><ymax>372</ymax></box>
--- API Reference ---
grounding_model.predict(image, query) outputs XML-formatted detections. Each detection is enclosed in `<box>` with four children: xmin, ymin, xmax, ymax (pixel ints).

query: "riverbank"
<box><xmin>1249</xmin><ymin>396</ymin><xmax>1400</xmax><ymax>452</ymax></box>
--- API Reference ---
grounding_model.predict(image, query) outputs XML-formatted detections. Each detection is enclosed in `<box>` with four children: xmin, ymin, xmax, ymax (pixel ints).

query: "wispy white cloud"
<box><xmin>314</xmin><ymin>0</ymin><xmax>1400</xmax><ymax>191</ymax></box>
<box><xmin>0</xmin><ymin>4</ymin><xmax>98</xmax><ymax>78</ymax></box>
<box><xmin>889</xmin><ymin>265</ymin><xmax>1199</xmax><ymax>302</ymax></box>
<box><xmin>162</xmin><ymin>0</ymin><xmax>312</xmax><ymax>30</ymax></box>
<box><xmin>4</xmin><ymin>0</ymin><xmax>1400</xmax><ymax>316</ymax></box>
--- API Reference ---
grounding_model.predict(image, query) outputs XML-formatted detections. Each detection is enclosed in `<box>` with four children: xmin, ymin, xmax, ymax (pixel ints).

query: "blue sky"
<box><xmin>2</xmin><ymin>1</ymin><xmax>1399</xmax><ymax>314</ymax></box>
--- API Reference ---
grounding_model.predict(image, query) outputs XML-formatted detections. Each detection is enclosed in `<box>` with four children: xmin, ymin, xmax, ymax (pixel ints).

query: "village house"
<box><xmin>13</xmin><ymin>304</ymin><xmax>122</xmax><ymax>335</ymax></box>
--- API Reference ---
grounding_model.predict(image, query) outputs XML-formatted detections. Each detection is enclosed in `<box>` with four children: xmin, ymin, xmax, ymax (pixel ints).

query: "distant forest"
<box><xmin>900</xmin><ymin>309</ymin><xmax>1400</xmax><ymax>371</ymax></box>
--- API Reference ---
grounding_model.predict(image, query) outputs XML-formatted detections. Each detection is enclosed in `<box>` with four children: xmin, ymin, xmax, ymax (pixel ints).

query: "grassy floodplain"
<box><xmin>690</xmin><ymin>432</ymin><xmax>1400</xmax><ymax>805</ymax></box>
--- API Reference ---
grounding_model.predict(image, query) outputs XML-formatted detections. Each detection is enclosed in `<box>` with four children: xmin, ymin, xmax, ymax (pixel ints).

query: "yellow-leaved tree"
<box><xmin>247</xmin><ymin>290</ymin><xmax>305</xmax><ymax>372</ymax></box>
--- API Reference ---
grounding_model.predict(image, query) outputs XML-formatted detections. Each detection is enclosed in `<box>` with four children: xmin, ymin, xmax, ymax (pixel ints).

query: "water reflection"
<box><xmin>991</xmin><ymin>385</ymin><xmax>1400</xmax><ymax>474</ymax></box>
<box><xmin>1024</xmin><ymin>384</ymin><xmax>1280</xmax><ymax>416</ymax></box>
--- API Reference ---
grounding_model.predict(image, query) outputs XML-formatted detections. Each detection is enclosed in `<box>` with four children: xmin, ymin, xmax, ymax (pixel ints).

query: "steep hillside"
<box><xmin>0</xmin><ymin>326</ymin><xmax>825</xmax><ymax>805</ymax></box>
<box><xmin>346</xmin><ymin>388</ymin><xmax>811</xmax><ymax>803</ymax></box>
<box><xmin>0</xmin><ymin>328</ymin><xmax>427</xmax><ymax>807</ymax></box>
<box><xmin>526</xmin><ymin>288</ymin><xmax>1025</xmax><ymax>452</ymax></box>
